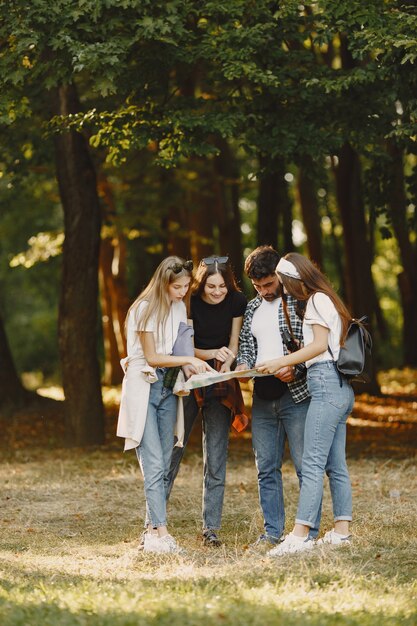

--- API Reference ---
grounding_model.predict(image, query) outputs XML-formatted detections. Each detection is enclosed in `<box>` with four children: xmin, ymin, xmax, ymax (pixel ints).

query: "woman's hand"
<box><xmin>187</xmin><ymin>357</ymin><xmax>214</xmax><ymax>374</ymax></box>
<box><xmin>257</xmin><ymin>357</ymin><xmax>288</xmax><ymax>375</ymax></box>
<box><xmin>213</xmin><ymin>346</ymin><xmax>235</xmax><ymax>363</ymax></box>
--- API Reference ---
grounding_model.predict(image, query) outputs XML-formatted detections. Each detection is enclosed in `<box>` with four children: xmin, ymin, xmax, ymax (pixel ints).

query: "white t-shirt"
<box><xmin>251</xmin><ymin>297</ymin><xmax>284</xmax><ymax>365</ymax></box>
<box><xmin>303</xmin><ymin>292</ymin><xmax>342</xmax><ymax>368</ymax></box>
<box><xmin>126</xmin><ymin>300</ymin><xmax>187</xmax><ymax>357</ymax></box>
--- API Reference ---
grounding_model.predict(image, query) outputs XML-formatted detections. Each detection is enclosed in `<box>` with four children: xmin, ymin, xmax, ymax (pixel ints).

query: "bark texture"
<box><xmin>53</xmin><ymin>83</ymin><xmax>105</xmax><ymax>445</ymax></box>
<box><xmin>386</xmin><ymin>141</ymin><xmax>417</xmax><ymax>366</ymax></box>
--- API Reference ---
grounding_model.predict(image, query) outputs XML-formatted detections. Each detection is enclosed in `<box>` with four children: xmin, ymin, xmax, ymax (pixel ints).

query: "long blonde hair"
<box><xmin>125</xmin><ymin>256</ymin><xmax>193</xmax><ymax>342</ymax></box>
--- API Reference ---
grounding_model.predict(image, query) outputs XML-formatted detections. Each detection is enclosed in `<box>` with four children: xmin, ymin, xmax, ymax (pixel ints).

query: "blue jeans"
<box><xmin>136</xmin><ymin>369</ymin><xmax>177</xmax><ymax>528</ymax></box>
<box><xmin>251</xmin><ymin>388</ymin><xmax>319</xmax><ymax>539</ymax></box>
<box><xmin>296</xmin><ymin>361</ymin><xmax>355</xmax><ymax>528</ymax></box>
<box><xmin>167</xmin><ymin>392</ymin><xmax>232</xmax><ymax>530</ymax></box>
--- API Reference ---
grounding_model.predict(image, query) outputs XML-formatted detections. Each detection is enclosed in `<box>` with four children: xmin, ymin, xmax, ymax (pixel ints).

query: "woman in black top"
<box><xmin>166</xmin><ymin>256</ymin><xmax>247</xmax><ymax>546</ymax></box>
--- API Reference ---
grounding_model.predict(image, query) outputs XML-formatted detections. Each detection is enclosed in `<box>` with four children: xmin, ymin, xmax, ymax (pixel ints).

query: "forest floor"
<box><xmin>0</xmin><ymin>369</ymin><xmax>416</xmax><ymax>625</ymax></box>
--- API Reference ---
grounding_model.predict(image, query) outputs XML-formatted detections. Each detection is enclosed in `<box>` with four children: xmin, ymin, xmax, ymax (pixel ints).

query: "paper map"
<box><xmin>183</xmin><ymin>368</ymin><xmax>266</xmax><ymax>390</ymax></box>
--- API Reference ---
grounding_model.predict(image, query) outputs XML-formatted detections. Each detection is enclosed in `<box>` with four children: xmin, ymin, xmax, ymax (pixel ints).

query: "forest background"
<box><xmin>0</xmin><ymin>0</ymin><xmax>416</xmax><ymax>446</ymax></box>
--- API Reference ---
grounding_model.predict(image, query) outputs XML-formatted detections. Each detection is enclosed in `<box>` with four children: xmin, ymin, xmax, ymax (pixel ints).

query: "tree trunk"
<box><xmin>0</xmin><ymin>309</ymin><xmax>29</xmax><ymax>412</ymax></box>
<box><xmin>187</xmin><ymin>159</ymin><xmax>214</xmax><ymax>261</ymax></box>
<box><xmin>212</xmin><ymin>139</ymin><xmax>243</xmax><ymax>282</ymax></box>
<box><xmin>333</xmin><ymin>143</ymin><xmax>380</xmax><ymax>394</ymax></box>
<box><xmin>53</xmin><ymin>82</ymin><xmax>105</xmax><ymax>446</ymax></box>
<box><xmin>297</xmin><ymin>160</ymin><xmax>323</xmax><ymax>267</ymax></box>
<box><xmin>99</xmin><ymin>238</ymin><xmax>125</xmax><ymax>386</ymax></box>
<box><xmin>386</xmin><ymin>141</ymin><xmax>417</xmax><ymax>366</ymax></box>
<box><xmin>98</xmin><ymin>176</ymin><xmax>129</xmax><ymax>385</ymax></box>
<box><xmin>257</xmin><ymin>155</ymin><xmax>279</xmax><ymax>248</ymax></box>
<box><xmin>163</xmin><ymin>169</ymin><xmax>191</xmax><ymax>260</ymax></box>
<box><xmin>257</xmin><ymin>156</ymin><xmax>293</xmax><ymax>254</ymax></box>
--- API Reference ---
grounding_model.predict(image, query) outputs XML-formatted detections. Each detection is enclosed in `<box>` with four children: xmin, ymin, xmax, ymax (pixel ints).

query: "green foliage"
<box><xmin>1</xmin><ymin>0</ymin><xmax>417</xmax><ymax>378</ymax></box>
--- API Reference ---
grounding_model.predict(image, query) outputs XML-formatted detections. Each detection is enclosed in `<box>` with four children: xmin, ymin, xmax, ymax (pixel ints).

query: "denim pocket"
<box><xmin>322</xmin><ymin>375</ymin><xmax>350</xmax><ymax>410</ymax></box>
<box><xmin>308</xmin><ymin>366</ymin><xmax>349</xmax><ymax>410</ymax></box>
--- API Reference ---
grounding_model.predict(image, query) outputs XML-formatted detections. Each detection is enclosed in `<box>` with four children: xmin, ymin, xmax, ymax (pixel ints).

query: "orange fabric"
<box><xmin>193</xmin><ymin>360</ymin><xmax>249</xmax><ymax>433</ymax></box>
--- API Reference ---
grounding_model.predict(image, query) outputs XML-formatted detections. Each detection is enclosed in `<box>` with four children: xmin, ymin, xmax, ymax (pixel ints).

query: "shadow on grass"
<box><xmin>0</xmin><ymin>595</ymin><xmax>415</xmax><ymax>626</ymax></box>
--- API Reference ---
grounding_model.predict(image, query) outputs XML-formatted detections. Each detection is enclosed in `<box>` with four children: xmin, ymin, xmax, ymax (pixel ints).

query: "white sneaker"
<box><xmin>268</xmin><ymin>532</ymin><xmax>315</xmax><ymax>556</ymax></box>
<box><xmin>143</xmin><ymin>531</ymin><xmax>160</xmax><ymax>552</ymax></box>
<box><xmin>158</xmin><ymin>534</ymin><xmax>181</xmax><ymax>553</ymax></box>
<box><xmin>144</xmin><ymin>533</ymin><xmax>181</xmax><ymax>554</ymax></box>
<box><xmin>317</xmin><ymin>529</ymin><xmax>352</xmax><ymax>546</ymax></box>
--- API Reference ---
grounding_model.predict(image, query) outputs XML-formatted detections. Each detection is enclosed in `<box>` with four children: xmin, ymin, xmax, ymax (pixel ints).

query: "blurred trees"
<box><xmin>0</xmin><ymin>0</ymin><xmax>416</xmax><ymax>441</ymax></box>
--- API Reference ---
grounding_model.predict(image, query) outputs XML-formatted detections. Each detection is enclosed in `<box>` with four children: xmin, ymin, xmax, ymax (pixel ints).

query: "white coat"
<box><xmin>116</xmin><ymin>354</ymin><xmax>185</xmax><ymax>451</ymax></box>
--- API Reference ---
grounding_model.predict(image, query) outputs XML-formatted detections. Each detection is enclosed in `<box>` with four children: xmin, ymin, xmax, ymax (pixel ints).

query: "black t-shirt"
<box><xmin>189</xmin><ymin>290</ymin><xmax>247</xmax><ymax>350</ymax></box>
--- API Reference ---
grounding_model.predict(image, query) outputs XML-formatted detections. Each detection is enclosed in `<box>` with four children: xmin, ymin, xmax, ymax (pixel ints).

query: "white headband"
<box><xmin>276</xmin><ymin>258</ymin><xmax>301</xmax><ymax>279</ymax></box>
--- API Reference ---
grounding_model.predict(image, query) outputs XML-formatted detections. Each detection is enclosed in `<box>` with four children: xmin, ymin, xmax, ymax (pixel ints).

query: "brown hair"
<box><xmin>193</xmin><ymin>258</ymin><xmax>240</xmax><ymax>298</ymax></box>
<box><xmin>244</xmin><ymin>245</ymin><xmax>280</xmax><ymax>280</ymax></box>
<box><xmin>278</xmin><ymin>253</ymin><xmax>351</xmax><ymax>344</ymax></box>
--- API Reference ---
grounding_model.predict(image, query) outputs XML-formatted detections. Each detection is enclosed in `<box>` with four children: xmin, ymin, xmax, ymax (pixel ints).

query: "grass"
<box><xmin>1</xmin><ymin>368</ymin><xmax>417</xmax><ymax>625</ymax></box>
<box><xmin>0</xmin><ymin>440</ymin><xmax>416</xmax><ymax>626</ymax></box>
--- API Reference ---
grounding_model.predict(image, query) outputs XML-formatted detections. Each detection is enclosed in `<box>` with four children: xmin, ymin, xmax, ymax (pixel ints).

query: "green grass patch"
<box><xmin>0</xmin><ymin>440</ymin><xmax>416</xmax><ymax>626</ymax></box>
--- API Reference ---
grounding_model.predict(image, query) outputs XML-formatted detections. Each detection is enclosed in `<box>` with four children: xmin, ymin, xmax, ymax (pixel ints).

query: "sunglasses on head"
<box><xmin>202</xmin><ymin>256</ymin><xmax>229</xmax><ymax>266</ymax></box>
<box><xmin>170</xmin><ymin>260</ymin><xmax>194</xmax><ymax>274</ymax></box>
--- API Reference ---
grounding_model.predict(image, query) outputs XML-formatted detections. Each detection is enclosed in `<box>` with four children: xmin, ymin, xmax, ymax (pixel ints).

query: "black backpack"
<box><xmin>332</xmin><ymin>316</ymin><xmax>373</xmax><ymax>383</ymax></box>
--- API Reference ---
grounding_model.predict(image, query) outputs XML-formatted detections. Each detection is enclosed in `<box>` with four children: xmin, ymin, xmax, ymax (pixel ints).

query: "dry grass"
<box><xmin>0</xmin><ymin>438</ymin><xmax>416</xmax><ymax>626</ymax></box>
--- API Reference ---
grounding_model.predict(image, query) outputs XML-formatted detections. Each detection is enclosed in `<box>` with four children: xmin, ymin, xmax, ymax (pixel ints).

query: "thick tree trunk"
<box><xmin>333</xmin><ymin>145</ymin><xmax>377</xmax><ymax>314</ymax></box>
<box><xmin>257</xmin><ymin>155</ymin><xmax>279</xmax><ymax>248</ymax></box>
<box><xmin>386</xmin><ymin>142</ymin><xmax>417</xmax><ymax>366</ymax></box>
<box><xmin>163</xmin><ymin>169</ymin><xmax>191</xmax><ymax>260</ymax></box>
<box><xmin>297</xmin><ymin>161</ymin><xmax>323</xmax><ymax>267</ymax></box>
<box><xmin>53</xmin><ymin>83</ymin><xmax>105</xmax><ymax>446</ymax></box>
<box><xmin>333</xmin><ymin>143</ymin><xmax>380</xmax><ymax>394</ymax></box>
<box><xmin>0</xmin><ymin>309</ymin><xmax>30</xmax><ymax>411</ymax></box>
<box><xmin>187</xmin><ymin>160</ymin><xmax>214</xmax><ymax>261</ymax></box>
<box><xmin>257</xmin><ymin>156</ymin><xmax>293</xmax><ymax>254</ymax></box>
<box><xmin>212</xmin><ymin>139</ymin><xmax>243</xmax><ymax>282</ymax></box>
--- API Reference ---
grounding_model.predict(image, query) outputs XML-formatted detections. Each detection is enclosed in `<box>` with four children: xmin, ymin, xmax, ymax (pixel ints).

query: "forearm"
<box><xmin>145</xmin><ymin>353</ymin><xmax>198</xmax><ymax>368</ymax></box>
<box><xmin>259</xmin><ymin>341</ymin><xmax>326</xmax><ymax>372</ymax></box>
<box><xmin>195</xmin><ymin>348</ymin><xmax>218</xmax><ymax>361</ymax></box>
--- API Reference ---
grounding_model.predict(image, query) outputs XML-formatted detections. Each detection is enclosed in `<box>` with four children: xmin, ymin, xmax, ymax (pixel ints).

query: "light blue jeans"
<box><xmin>167</xmin><ymin>392</ymin><xmax>232</xmax><ymax>530</ymax></box>
<box><xmin>136</xmin><ymin>369</ymin><xmax>177</xmax><ymax>528</ymax></box>
<box><xmin>296</xmin><ymin>361</ymin><xmax>355</xmax><ymax>529</ymax></box>
<box><xmin>251</xmin><ymin>388</ymin><xmax>320</xmax><ymax>539</ymax></box>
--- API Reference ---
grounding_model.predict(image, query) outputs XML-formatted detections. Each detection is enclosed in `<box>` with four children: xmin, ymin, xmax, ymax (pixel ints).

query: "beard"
<box><xmin>263</xmin><ymin>289</ymin><xmax>280</xmax><ymax>302</ymax></box>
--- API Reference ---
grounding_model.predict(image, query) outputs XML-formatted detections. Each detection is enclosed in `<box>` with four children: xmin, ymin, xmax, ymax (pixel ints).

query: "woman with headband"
<box><xmin>117</xmin><ymin>256</ymin><xmax>211</xmax><ymax>554</ymax></box>
<box><xmin>167</xmin><ymin>255</ymin><xmax>247</xmax><ymax>547</ymax></box>
<box><xmin>257</xmin><ymin>252</ymin><xmax>355</xmax><ymax>555</ymax></box>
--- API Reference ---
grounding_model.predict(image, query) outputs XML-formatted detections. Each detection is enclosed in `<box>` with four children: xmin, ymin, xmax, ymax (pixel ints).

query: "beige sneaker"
<box><xmin>317</xmin><ymin>529</ymin><xmax>352</xmax><ymax>546</ymax></box>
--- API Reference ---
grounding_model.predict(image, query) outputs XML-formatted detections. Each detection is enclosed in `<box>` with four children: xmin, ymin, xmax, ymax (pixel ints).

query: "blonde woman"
<box><xmin>117</xmin><ymin>256</ymin><xmax>211</xmax><ymax>553</ymax></box>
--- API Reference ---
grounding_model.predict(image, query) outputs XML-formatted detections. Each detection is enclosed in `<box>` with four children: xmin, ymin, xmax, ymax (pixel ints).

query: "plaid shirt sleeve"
<box><xmin>279</xmin><ymin>296</ymin><xmax>309</xmax><ymax>403</ymax></box>
<box><xmin>236</xmin><ymin>297</ymin><xmax>260</xmax><ymax>369</ymax></box>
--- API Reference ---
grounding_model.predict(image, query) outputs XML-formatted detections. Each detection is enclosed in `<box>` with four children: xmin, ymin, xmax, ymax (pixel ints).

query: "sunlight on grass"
<box><xmin>2</xmin><ymin>368</ymin><xmax>416</xmax><ymax>625</ymax></box>
<box><xmin>0</xmin><ymin>446</ymin><xmax>416</xmax><ymax>626</ymax></box>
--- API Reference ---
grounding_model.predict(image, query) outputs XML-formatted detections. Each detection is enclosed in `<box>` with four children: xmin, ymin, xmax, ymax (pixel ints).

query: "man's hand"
<box><xmin>274</xmin><ymin>366</ymin><xmax>295</xmax><ymax>383</ymax></box>
<box><xmin>235</xmin><ymin>362</ymin><xmax>250</xmax><ymax>382</ymax></box>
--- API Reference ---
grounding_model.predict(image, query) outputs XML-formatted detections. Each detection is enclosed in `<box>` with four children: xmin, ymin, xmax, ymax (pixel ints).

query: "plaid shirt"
<box><xmin>236</xmin><ymin>295</ymin><xmax>309</xmax><ymax>403</ymax></box>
